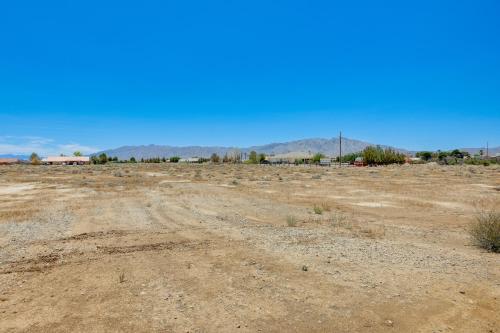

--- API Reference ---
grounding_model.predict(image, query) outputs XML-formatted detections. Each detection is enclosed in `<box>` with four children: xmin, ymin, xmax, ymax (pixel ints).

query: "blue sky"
<box><xmin>1</xmin><ymin>0</ymin><xmax>499</xmax><ymax>155</ymax></box>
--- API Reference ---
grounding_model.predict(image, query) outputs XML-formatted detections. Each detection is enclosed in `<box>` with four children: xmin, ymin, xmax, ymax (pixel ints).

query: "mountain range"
<box><xmin>96</xmin><ymin>137</ymin><xmax>407</xmax><ymax>159</ymax></box>
<box><xmin>1</xmin><ymin>138</ymin><xmax>497</xmax><ymax>160</ymax></box>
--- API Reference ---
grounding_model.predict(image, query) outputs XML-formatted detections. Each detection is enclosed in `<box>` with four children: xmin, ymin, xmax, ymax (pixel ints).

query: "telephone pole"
<box><xmin>339</xmin><ymin>131</ymin><xmax>342</xmax><ymax>168</ymax></box>
<box><xmin>486</xmin><ymin>142</ymin><xmax>489</xmax><ymax>157</ymax></box>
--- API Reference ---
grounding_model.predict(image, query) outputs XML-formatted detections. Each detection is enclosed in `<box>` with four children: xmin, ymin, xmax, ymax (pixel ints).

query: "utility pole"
<box><xmin>339</xmin><ymin>131</ymin><xmax>342</xmax><ymax>168</ymax></box>
<box><xmin>486</xmin><ymin>142</ymin><xmax>489</xmax><ymax>157</ymax></box>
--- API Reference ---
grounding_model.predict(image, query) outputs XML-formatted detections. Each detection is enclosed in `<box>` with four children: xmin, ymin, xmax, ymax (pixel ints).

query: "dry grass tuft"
<box><xmin>286</xmin><ymin>215</ymin><xmax>298</xmax><ymax>227</ymax></box>
<box><xmin>469</xmin><ymin>210</ymin><xmax>500</xmax><ymax>252</ymax></box>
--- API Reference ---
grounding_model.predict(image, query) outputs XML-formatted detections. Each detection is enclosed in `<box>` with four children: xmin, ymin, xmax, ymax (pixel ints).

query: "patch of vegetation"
<box><xmin>312</xmin><ymin>153</ymin><xmax>325</xmax><ymax>164</ymax></box>
<box><xmin>30</xmin><ymin>152</ymin><xmax>41</xmax><ymax>165</ymax></box>
<box><xmin>286</xmin><ymin>215</ymin><xmax>297</xmax><ymax>227</ymax></box>
<box><xmin>313</xmin><ymin>205</ymin><xmax>323</xmax><ymax>215</ymax></box>
<box><xmin>330</xmin><ymin>211</ymin><xmax>348</xmax><ymax>228</ymax></box>
<box><xmin>320</xmin><ymin>202</ymin><xmax>331</xmax><ymax>212</ymax></box>
<box><xmin>469</xmin><ymin>210</ymin><xmax>500</xmax><ymax>252</ymax></box>
<box><xmin>362</xmin><ymin>146</ymin><xmax>405</xmax><ymax>165</ymax></box>
<box><xmin>248</xmin><ymin>151</ymin><xmax>258</xmax><ymax>164</ymax></box>
<box><xmin>210</xmin><ymin>153</ymin><xmax>220</xmax><ymax>163</ymax></box>
<box><xmin>338</xmin><ymin>152</ymin><xmax>363</xmax><ymax>163</ymax></box>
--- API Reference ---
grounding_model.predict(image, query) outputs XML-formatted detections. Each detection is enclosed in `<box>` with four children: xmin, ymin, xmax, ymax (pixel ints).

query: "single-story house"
<box><xmin>0</xmin><ymin>158</ymin><xmax>20</xmax><ymax>165</ymax></box>
<box><xmin>267</xmin><ymin>152</ymin><xmax>315</xmax><ymax>164</ymax></box>
<box><xmin>319</xmin><ymin>158</ymin><xmax>332</xmax><ymax>166</ymax></box>
<box><xmin>179</xmin><ymin>157</ymin><xmax>202</xmax><ymax>163</ymax></box>
<box><xmin>43</xmin><ymin>156</ymin><xmax>90</xmax><ymax>165</ymax></box>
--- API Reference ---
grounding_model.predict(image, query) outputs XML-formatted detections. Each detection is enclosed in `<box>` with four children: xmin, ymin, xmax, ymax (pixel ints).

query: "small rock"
<box><xmin>302</xmin><ymin>265</ymin><xmax>308</xmax><ymax>271</ymax></box>
<box><xmin>384</xmin><ymin>320</ymin><xmax>394</xmax><ymax>327</ymax></box>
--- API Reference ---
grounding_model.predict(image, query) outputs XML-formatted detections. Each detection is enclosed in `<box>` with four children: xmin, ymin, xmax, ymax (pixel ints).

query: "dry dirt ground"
<box><xmin>0</xmin><ymin>163</ymin><xmax>499</xmax><ymax>332</ymax></box>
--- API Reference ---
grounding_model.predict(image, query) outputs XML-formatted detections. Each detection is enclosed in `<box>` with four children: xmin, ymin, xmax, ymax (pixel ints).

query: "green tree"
<box><xmin>312</xmin><ymin>153</ymin><xmax>325</xmax><ymax>164</ymax></box>
<box><xmin>258</xmin><ymin>153</ymin><xmax>266</xmax><ymax>163</ymax></box>
<box><xmin>210</xmin><ymin>153</ymin><xmax>220</xmax><ymax>163</ymax></box>
<box><xmin>30</xmin><ymin>152</ymin><xmax>41</xmax><ymax>165</ymax></box>
<box><xmin>169</xmin><ymin>156</ymin><xmax>180</xmax><ymax>163</ymax></box>
<box><xmin>73</xmin><ymin>151</ymin><xmax>82</xmax><ymax>156</ymax></box>
<box><xmin>248</xmin><ymin>151</ymin><xmax>258</xmax><ymax>164</ymax></box>
<box><xmin>99</xmin><ymin>153</ymin><xmax>108</xmax><ymax>164</ymax></box>
<box><xmin>363</xmin><ymin>146</ymin><xmax>405</xmax><ymax>165</ymax></box>
<box><xmin>416</xmin><ymin>151</ymin><xmax>432</xmax><ymax>161</ymax></box>
<box><xmin>130</xmin><ymin>157</ymin><xmax>136</xmax><ymax>163</ymax></box>
<box><xmin>362</xmin><ymin>146</ymin><xmax>382</xmax><ymax>165</ymax></box>
<box><xmin>450</xmin><ymin>149</ymin><xmax>463</xmax><ymax>158</ymax></box>
<box><xmin>340</xmin><ymin>152</ymin><xmax>362</xmax><ymax>163</ymax></box>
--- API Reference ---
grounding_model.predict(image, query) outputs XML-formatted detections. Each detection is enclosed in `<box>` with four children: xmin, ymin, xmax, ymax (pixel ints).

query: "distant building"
<box><xmin>319</xmin><ymin>158</ymin><xmax>332</xmax><ymax>166</ymax></box>
<box><xmin>354</xmin><ymin>157</ymin><xmax>365</xmax><ymax>167</ymax></box>
<box><xmin>267</xmin><ymin>152</ymin><xmax>315</xmax><ymax>164</ymax></box>
<box><xmin>179</xmin><ymin>157</ymin><xmax>202</xmax><ymax>163</ymax></box>
<box><xmin>43</xmin><ymin>156</ymin><xmax>90</xmax><ymax>165</ymax></box>
<box><xmin>0</xmin><ymin>158</ymin><xmax>20</xmax><ymax>165</ymax></box>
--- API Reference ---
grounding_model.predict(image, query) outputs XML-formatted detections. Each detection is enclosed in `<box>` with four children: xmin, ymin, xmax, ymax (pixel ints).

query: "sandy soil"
<box><xmin>0</xmin><ymin>163</ymin><xmax>499</xmax><ymax>332</ymax></box>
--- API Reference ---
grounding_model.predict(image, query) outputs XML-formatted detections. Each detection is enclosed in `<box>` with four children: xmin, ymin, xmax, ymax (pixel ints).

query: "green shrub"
<box><xmin>312</xmin><ymin>153</ymin><xmax>325</xmax><ymax>164</ymax></box>
<box><xmin>313</xmin><ymin>205</ymin><xmax>323</xmax><ymax>215</ymax></box>
<box><xmin>469</xmin><ymin>211</ymin><xmax>500</xmax><ymax>252</ymax></box>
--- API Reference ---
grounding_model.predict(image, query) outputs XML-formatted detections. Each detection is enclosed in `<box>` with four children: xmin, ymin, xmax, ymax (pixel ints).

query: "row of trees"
<box><xmin>415</xmin><ymin>149</ymin><xmax>497</xmax><ymax>165</ymax></box>
<box><xmin>416</xmin><ymin>149</ymin><xmax>471</xmax><ymax>161</ymax></box>
<box><xmin>247</xmin><ymin>151</ymin><xmax>266</xmax><ymax>164</ymax></box>
<box><xmin>362</xmin><ymin>146</ymin><xmax>406</xmax><ymax>165</ymax></box>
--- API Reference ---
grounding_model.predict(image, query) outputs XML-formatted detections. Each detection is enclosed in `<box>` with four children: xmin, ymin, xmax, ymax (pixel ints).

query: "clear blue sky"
<box><xmin>1</xmin><ymin>0</ymin><xmax>499</xmax><ymax>155</ymax></box>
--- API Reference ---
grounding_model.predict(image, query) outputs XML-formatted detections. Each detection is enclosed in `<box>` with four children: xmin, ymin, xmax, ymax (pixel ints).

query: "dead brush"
<box><xmin>119</xmin><ymin>272</ymin><xmax>125</xmax><ymax>283</ymax></box>
<box><xmin>469</xmin><ymin>210</ymin><xmax>500</xmax><ymax>252</ymax></box>
<box><xmin>358</xmin><ymin>225</ymin><xmax>386</xmax><ymax>239</ymax></box>
<box><xmin>320</xmin><ymin>202</ymin><xmax>331</xmax><ymax>212</ymax></box>
<box><xmin>329</xmin><ymin>211</ymin><xmax>349</xmax><ymax>228</ymax></box>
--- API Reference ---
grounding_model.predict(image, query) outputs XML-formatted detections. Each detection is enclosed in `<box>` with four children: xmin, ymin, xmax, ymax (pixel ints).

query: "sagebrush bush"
<box><xmin>313</xmin><ymin>205</ymin><xmax>323</xmax><ymax>215</ymax></box>
<box><xmin>469</xmin><ymin>211</ymin><xmax>500</xmax><ymax>252</ymax></box>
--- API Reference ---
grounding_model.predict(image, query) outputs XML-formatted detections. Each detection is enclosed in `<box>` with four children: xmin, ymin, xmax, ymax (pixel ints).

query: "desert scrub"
<box><xmin>469</xmin><ymin>210</ymin><xmax>500</xmax><ymax>252</ymax></box>
<box><xmin>286</xmin><ymin>215</ymin><xmax>298</xmax><ymax>227</ymax></box>
<box><xmin>313</xmin><ymin>205</ymin><xmax>323</xmax><ymax>215</ymax></box>
<box><xmin>320</xmin><ymin>202</ymin><xmax>331</xmax><ymax>212</ymax></box>
<box><xmin>330</xmin><ymin>211</ymin><xmax>348</xmax><ymax>228</ymax></box>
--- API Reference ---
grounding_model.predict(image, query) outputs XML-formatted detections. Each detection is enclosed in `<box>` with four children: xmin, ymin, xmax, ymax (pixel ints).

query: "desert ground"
<box><xmin>0</xmin><ymin>163</ymin><xmax>498</xmax><ymax>332</ymax></box>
